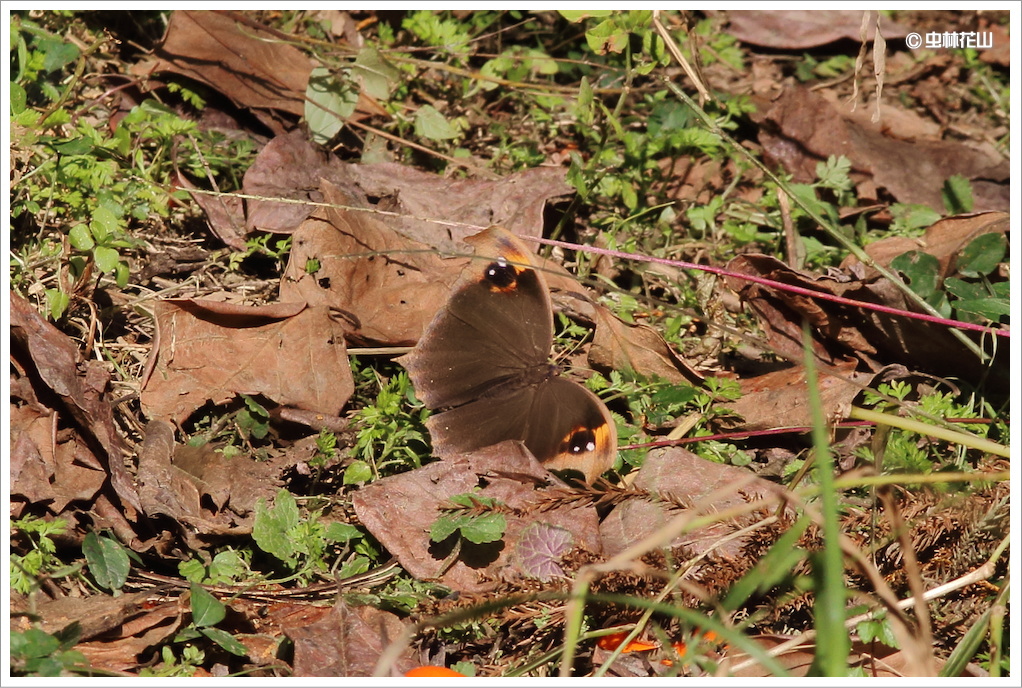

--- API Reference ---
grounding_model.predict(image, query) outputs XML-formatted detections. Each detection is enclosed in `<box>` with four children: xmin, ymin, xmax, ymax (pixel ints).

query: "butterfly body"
<box><xmin>399</xmin><ymin>227</ymin><xmax>616</xmax><ymax>483</ymax></box>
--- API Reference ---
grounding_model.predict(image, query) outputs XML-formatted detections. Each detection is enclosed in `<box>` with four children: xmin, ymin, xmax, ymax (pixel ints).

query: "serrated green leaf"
<box><xmin>82</xmin><ymin>532</ymin><xmax>131</xmax><ymax>591</ymax></box>
<box><xmin>430</xmin><ymin>515</ymin><xmax>461</xmax><ymax>543</ymax></box>
<box><xmin>326</xmin><ymin>522</ymin><xmax>362</xmax><ymax>543</ymax></box>
<box><xmin>414</xmin><ymin>104</ymin><xmax>459</xmax><ymax>141</ymax></box>
<box><xmin>459</xmin><ymin>513</ymin><xmax>506</xmax><ymax>544</ymax></box>
<box><xmin>189</xmin><ymin>583</ymin><xmax>226</xmax><ymax>628</ymax></box>
<box><xmin>337</xmin><ymin>555</ymin><xmax>371</xmax><ymax>579</ymax></box>
<box><xmin>178</xmin><ymin>558</ymin><xmax>207</xmax><ymax>584</ymax></box>
<box><xmin>206</xmin><ymin>551</ymin><xmax>247</xmax><ymax>584</ymax></box>
<box><xmin>67</xmin><ymin>224</ymin><xmax>94</xmax><ymax>251</ymax></box>
<box><xmin>305</xmin><ymin>66</ymin><xmax>358</xmax><ymax>144</ymax></box>
<box><xmin>956</xmin><ymin>232</ymin><xmax>1006</xmax><ymax>278</ymax></box>
<box><xmin>201</xmin><ymin>627</ymin><xmax>249</xmax><ymax>657</ymax></box>
<box><xmin>93</xmin><ymin>245</ymin><xmax>120</xmax><ymax>273</ymax></box>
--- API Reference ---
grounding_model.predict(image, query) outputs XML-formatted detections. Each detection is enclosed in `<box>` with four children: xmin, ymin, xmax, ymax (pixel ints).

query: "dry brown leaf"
<box><xmin>721</xmin><ymin>10</ymin><xmax>909</xmax><ymax>49</ymax></box>
<box><xmin>752</xmin><ymin>85</ymin><xmax>1009</xmax><ymax>213</ymax></box>
<box><xmin>140</xmin><ymin>299</ymin><xmax>353</xmax><ymax>424</ymax></box>
<box><xmin>351</xmin><ymin>441</ymin><xmax>603</xmax><ymax>594</ymax></box>
<box><xmin>285</xmin><ymin>600</ymin><xmax>416</xmax><ymax>677</ymax></box>
<box><xmin>136</xmin><ymin>420</ymin><xmax>286</xmax><ymax>540</ymax></box>
<box><xmin>280</xmin><ymin>179</ymin><xmax>459</xmax><ymax>345</ymax></box>
<box><xmin>725</xmin><ymin>254</ymin><xmax>870</xmax><ymax>367</ymax></box>
<box><xmin>242</xmin><ymin>129</ymin><xmax>359</xmax><ymax>234</ymax></box>
<box><xmin>589</xmin><ymin>305</ymin><xmax>704</xmax><ymax>385</ymax></box>
<box><xmin>134</xmin><ymin>11</ymin><xmax>314</xmax><ymax>122</ymax></box>
<box><xmin>725</xmin><ymin>363</ymin><xmax>872</xmax><ymax>432</ymax></box>
<box><xmin>599</xmin><ymin>446</ymin><xmax>788</xmax><ymax>560</ymax></box>
<box><xmin>724</xmin><ymin>252</ymin><xmax>1008</xmax><ymax>386</ymax></box>
<box><xmin>12</xmin><ymin>590</ymin><xmax>163</xmax><ymax>642</ymax></box>
<box><xmin>74</xmin><ymin>599</ymin><xmax>185</xmax><ymax>673</ymax></box>
<box><xmin>9</xmin><ymin>405</ymin><xmax>106</xmax><ymax>513</ymax></box>
<box><xmin>344</xmin><ymin>162</ymin><xmax>574</xmax><ymax>252</ymax></box>
<box><xmin>10</xmin><ymin>292</ymin><xmax>141</xmax><ymax>514</ymax></box>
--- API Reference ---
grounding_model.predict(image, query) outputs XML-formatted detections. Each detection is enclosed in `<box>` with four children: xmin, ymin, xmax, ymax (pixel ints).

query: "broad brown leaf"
<box><xmin>600</xmin><ymin>447</ymin><xmax>789</xmax><ymax>560</ymax></box>
<box><xmin>140</xmin><ymin>299</ymin><xmax>353</xmax><ymax>424</ymax></box>
<box><xmin>722</xmin><ymin>10</ymin><xmax>909</xmax><ymax>49</ymax></box>
<box><xmin>725</xmin><ymin>363</ymin><xmax>872</xmax><ymax>432</ymax></box>
<box><xmin>10</xmin><ymin>292</ymin><xmax>141</xmax><ymax>513</ymax></box>
<box><xmin>752</xmin><ymin>85</ymin><xmax>1009</xmax><ymax>213</ymax></box>
<box><xmin>286</xmin><ymin>600</ymin><xmax>415</xmax><ymax>677</ymax></box>
<box><xmin>351</xmin><ymin>441</ymin><xmax>603</xmax><ymax>594</ymax></box>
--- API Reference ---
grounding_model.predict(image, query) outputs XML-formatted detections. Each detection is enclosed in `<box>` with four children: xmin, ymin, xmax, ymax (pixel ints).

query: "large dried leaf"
<box><xmin>140</xmin><ymin>299</ymin><xmax>353</xmax><ymax>424</ymax></box>
<box><xmin>285</xmin><ymin>600</ymin><xmax>415</xmax><ymax>677</ymax></box>
<box><xmin>243</xmin><ymin>129</ymin><xmax>359</xmax><ymax>234</ymax></box>
<box><xmin>725</xmin><ymin>363</ymin><xmax>872</xmax><ymax>432</ymax></box>
<box><xmin>135</xmin><ymin>10</ymin><xmax>314</xmax><ymax>117</ymax></box>
<box><xmin>600</xmin><ymin>447</ymin><xmax>789</xmax><ymax>560</ymax></box>
<box><xmin>589</xmin><ymin>305</ymin><xmax>704</xmax><ymax>384</ymax></box>
<box><xmin>752</xmin><ymin>85</ymin><xmax>1009</xmax><ymax>213</ymax></box>
<box><xmin>10</xmin><ymin>292</ymin><xmax>141</xmax><ymax>513</ymax></box>
<box><xmin>11</xmin><ymin>590</ymin><xmax>165</xmax><ymax>642</ymax></box>
<box><xmin>279</xmin><ymin>179</ymin><xmax>459</xmax><ymax>345</ymax></box>
<box><xmin>74</xmin><ymin>599</ymin><xmax>185</xmax><ymax>673</ymax></box>
<box><xmin>723</xmin><ymin>10</ymin><xmax>909</xmax><ymax>49</ymax></box>
<box><xmin>10</xmin><ymin>404</ymin><xmax>106</xmax><ymax>513</ymax></box>
<box><xmin>351</xmin><ymin>441</ymin><xmax>603</xmax><ymax>593</ymax></box>
<box><xmin>344</xmin><ymin>162</ymin><xmax>574</xmax><ymax>252</ymax></box>
<box><xmin>135</xmin><ymin>420</ymin><xmax>285</xmax><ymax>540</ymax></box>
<box><xmin>724</xmin><ymin>253</ymin><xmax>1007</xmax><ymax>386</ymax></box>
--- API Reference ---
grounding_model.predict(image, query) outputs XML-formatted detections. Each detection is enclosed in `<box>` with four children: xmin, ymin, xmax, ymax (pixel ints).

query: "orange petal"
<box><xmin>622</xmin><ymin>639</ymin><xmax>659</xmax><ymax>652</ymax></box>
<box><xmin>596</xmin><ymin>631</ymin><xmax>658</xmax><ymax>653</ymax></box>
<box><xmin>596</xmin><ymin>631</ymin><xmax>629</xmax><ymax>651</ymax></box>
<box><xmin>404</xmin><ymin>666</ymin><xmax>467</xmax><ymax>677</ymax></box>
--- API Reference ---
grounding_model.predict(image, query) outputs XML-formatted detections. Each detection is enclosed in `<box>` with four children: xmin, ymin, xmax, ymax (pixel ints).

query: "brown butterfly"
<box><xmin>399</xmin><ymin>227</ymin><xmax>616</xmax><ymax>483</ymax></box>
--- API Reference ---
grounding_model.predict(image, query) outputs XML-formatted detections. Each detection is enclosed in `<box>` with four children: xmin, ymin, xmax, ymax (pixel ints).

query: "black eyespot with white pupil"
<box><xmin>565</xmin><ymin>428</ymin><xmax>598</xmax><ymax>454</ymax></box>
<box><xmin>484</xmin><ymin>257</ymin><xmax>518</xmax><ymax>289</ymax></box>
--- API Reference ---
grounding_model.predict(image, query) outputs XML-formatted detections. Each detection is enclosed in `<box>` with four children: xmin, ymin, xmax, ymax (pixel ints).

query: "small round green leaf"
<box><xmin>343</xmin><ymin>460</ymin><xmax>373</xmax><ymax>485</ymax></box>
<box><xmin>891</xmin><ymin>250</ymin><xmax>941</xmax><ymax>299</ymax></box>
<box><xmin>67</xmin><ymin>224</ymin><xmax>94</xmax><ymax>251</ymax></box>
<box><xmin>93</xmin><ymin>246</ymin><xmax>120</xmax><ymax>273</ymax></box>
<box><xmin>90</xmin><ymin>206</ymin><xmax>119</xmax><ymax>243</ymax></box>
